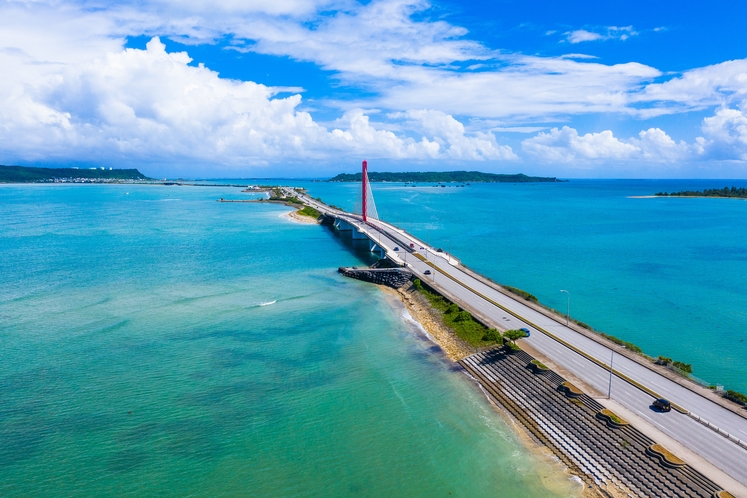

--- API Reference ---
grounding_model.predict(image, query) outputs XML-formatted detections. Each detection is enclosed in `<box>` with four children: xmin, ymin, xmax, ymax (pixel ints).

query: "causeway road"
<box><xmin>290</xmin><ymin>190</ymin><xmax>747</xmax><ymax>487</ymax></box>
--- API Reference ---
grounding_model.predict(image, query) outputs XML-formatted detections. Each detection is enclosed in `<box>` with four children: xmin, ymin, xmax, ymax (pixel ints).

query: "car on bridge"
<box><xmin>520</xmin><ymin>327</ymin><xmax>531</xmax><ymax>337</ymax></box>
<box><xmin>410</xmin><ymin>243</ymin><xmax>415</xmax><ymax>248</ymax></box>
<box><xmin>424</xmin><ymin>270</ymin><xmax>431</xmax><ymax>275</ymax></box>
<box><xmin>652</xmin><ymin>398</ymin><xmax>672</xmax><ymax>412</ymax></box>
<box><xmin>393</xmin><ymin>247</ymin><xmax>399</xmax><ymax>251</ymax></box>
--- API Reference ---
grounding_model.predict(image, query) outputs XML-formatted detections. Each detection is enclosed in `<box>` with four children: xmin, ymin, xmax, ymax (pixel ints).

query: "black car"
<box><xmin>424</xmin><ymin>270</ymin><xmax>431</xmax><ymax>275</ymax></box>
<box><xmin>652</xmin><ymin>398</ymin><xmax>671</xmax><ymax>412</ymax></box>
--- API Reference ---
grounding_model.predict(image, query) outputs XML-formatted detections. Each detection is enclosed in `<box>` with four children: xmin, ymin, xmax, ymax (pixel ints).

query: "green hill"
<box><xmin>328</xmin><ymin>171</ymin><xmax>563</xmax><ymax>183</ymax></box>
<box><xmin>0</xmin><ymin>165</ymin><xmax>150</xmax><ymax>183</ymax></box>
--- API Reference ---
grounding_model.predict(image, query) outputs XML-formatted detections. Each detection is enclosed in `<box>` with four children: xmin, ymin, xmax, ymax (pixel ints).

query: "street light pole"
<box><xmin>608</xmin><ymin>350</ymin><xmax>614</xmax><ymax>399</ymax></box>
<box><xmin>560</xmin><ymin>290</ymin><xmax>570</xmax><ymax>326</ymax></box>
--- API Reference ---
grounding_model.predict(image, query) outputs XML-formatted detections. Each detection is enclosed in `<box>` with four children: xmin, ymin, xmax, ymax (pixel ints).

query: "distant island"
<box><xmin>328</xmin><ymin>171</ymin><xmax>564</xmax><ymax>183</ymax></box>
<box><xmin>655</xmin><ymin>187</ymin><xmax>747</xmax><ymax>199</ymax></box>
<box><xmin>0</xmin><ymin>165</ymin><xmax>150</xmax><ymax>183</ymax></box>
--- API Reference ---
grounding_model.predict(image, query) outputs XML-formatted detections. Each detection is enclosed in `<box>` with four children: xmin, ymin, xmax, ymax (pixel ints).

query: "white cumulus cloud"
<box><xmin>522</xmin><ymin>126</ymin><xmax>691</xmax><ymax>164</ymax></box>
<box><xmin>698</xmin><ymin>104</ymin><xmax>747</xmax><ymax>160</ymax></box>
<box><xmin>0</xmin><ymin>38</ymin><xmax>516</xmax><ymax>169</ymax></box>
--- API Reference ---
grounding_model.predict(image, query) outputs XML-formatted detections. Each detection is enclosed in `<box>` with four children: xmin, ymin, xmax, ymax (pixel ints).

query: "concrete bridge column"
<box><xmin>369</xmin><ymin>240</ymin><xmax>386</xmax><ymax>258</ymax></box>
<box><xmin>335</xmin><ymin>218</ymin><xmax>353</xmax><ymax>231</ymax></box>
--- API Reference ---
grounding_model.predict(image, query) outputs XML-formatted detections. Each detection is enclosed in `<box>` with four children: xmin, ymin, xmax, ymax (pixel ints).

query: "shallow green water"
<box><xmin>0</xmin><ymin>185</ymin><xmax>575</xmax><ymax>497</ymax></box>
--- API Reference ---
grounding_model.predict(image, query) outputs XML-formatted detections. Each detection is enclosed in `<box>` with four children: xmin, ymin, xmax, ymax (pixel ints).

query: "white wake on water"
<box><xmin>259</xmin><ymin>300</ymin><xmax>277</xmax><ymax>306</ymax></box>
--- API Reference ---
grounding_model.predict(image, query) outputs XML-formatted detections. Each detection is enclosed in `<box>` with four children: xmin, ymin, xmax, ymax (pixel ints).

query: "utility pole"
<box><xmin>608</xmin><ymin>351</ymin><xmax>614</xmax><ymax>399</ymax></box>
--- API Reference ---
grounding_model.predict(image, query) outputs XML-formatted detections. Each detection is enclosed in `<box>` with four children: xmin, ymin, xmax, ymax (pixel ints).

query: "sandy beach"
<box><xmin>281</xmin><ymin>209</ymin><xmax>321</xmax><ymax>224</ymax></box>
<box><xmin>379</xmin><ymin>282</ymin><xmax>475</xmax><ymax>361</ymax></box>
<box><xmin>378</xmin><ymin>282</ymin><xmax>608</xmax><ymax>497</ymax></box>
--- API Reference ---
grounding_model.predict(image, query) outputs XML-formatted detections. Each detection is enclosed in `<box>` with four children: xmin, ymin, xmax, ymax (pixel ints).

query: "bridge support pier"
<box><xmin>334</xmin><ymin>218</ymin><xmax>353</xmax><ymax>231</ymax></box>
<box><xmin>369</xmin><ymin>240</ymin><xmax>386</xmax><ymax>258</ymax></box>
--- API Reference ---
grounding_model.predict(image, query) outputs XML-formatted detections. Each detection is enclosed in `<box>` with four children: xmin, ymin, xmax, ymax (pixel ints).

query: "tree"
<box><xmin>504</xmin><ymin>329</ymin><xmax>528</xmax><ymax>344</ymax></box>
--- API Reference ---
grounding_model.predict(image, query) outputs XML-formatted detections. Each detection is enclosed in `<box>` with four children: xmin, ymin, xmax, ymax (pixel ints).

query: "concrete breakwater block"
<box><xmin>338</xmin><ymin>267</ymin><xmax>413</xmax><ymax>289</ymax></box>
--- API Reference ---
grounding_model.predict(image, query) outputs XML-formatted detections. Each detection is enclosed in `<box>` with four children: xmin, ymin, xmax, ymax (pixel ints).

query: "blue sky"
<box><xmin>1</xmin><ymin>0</ymin><xmax>746</xmax><ymax>178</ymax></box>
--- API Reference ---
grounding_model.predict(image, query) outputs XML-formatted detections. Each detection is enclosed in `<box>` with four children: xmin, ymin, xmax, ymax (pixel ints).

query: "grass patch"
<box><xmin>650</xmin><ymin>444</ymin><xmax>685</xmax><ymax>466</ymax></box>
<box><xmin>413</xmin><ymin>279</ymin><xmax>500</xmax><ymax>347</ymax></box>
<box><xmin>297</xmin><ymin>206</ymin><xmax>321</xmax><ymax>218</ymax></box>
<box><xmin>531</xmin><ymin>359</ymin><xmax>548</xmax><ymax>369</ymax></box>
<box><xmin>600</xmin><ymin>408</ymin><xmax>627</xmax><ymax>425</ymax></box>
<box><xmin>506</xmin><ymin>342</ymin><xmax>522</xmax><ymax>351</ymax></box>
<box><xmin>561</xmin><ymin>381</ymin><xmax>583</xmax><ymax>396</ymax></box>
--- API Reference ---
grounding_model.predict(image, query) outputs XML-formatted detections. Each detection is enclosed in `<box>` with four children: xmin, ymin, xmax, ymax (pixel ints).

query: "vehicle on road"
<box><xmin>410</xmin><ymin>243</ymin><xmax>415</xmax><ymax>248</ymax></box>
<box><xmin>436</xmin><ymin>248</ymin><xmax>443</xmax><ymax>252</ymax></box>
<box><xmin>520</xmin><ymin>327</ymin><xmax>531</xmax><ymax>337</ymax></box>
<box><xmin>393</xmin><ymin>247</ymin><xmax>399</xmax><ymax>251</ymax></box>
<box><xmin>652</xmin><ymin>398</ymin><xmax>672</xmax><ymax>412</ymax></box>
<box><xmin>420</xmin><ymin>246</ymin><xmax>425</xmax><ymax>250</ymax></box>
<box><xmin>424</xmin><ymin>270</ymin><xmax>431</xmax><ymax>275</ymax></box>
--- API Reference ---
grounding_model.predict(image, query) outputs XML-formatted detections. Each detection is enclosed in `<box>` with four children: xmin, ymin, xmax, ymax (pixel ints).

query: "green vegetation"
<box><xmin>531</xmin><ymin>359</ymin><xmax>547</xmax><ymax>369</ymax></box>
<box><xmin>504</xmin><ymin>286</ymin><xmax>539</xmax><ymax>303</ymax></box>
<box><xmin>482</xmin><ymin>328</ymin><xmax>502</xmax><ymax>343</ymax></box>
<box><xmin>598</xmin><ymin>332</ymin><xmax>642</xmax><ymax>354</ymax></box>
<box><xmin>412</xmin><ymin>279</ymin><xmax>500</xmax><ymax>347</ymax></box>
<box><xmin>656</xmin><ymin>186</ymin><xmax>747</xmax><ymax>198</ymax></box>
<box><xmin>503</xmin><ymin>329</ymin><xmax>528</xmax><ymax>344</ymax></box>
<box><xmin>0</xmin><ymin>165</ymin><xmax>149</xmax><ymax>183</ymax></box>
<box><xmin>725</xmin><ymin>390</ymin><xmax>747</xmax><ymax>405</ymax></box>
<box><xmin>672</xmin><ymin>361</ymin><xmax>693</xmax><ymax>374</ymax></box>
<box><xmin>654</xmin><ymin>356</ymin><xmax>693</xmax><ymax>375</ymax></box>
<box><xmin>297</xmin><ymin>206</ymin><xmax>321</xmax><ymax>219</ymax></box>
<box><xmin>328</xmin><ymin>171</ymin><xmax>563</xmax><ymax>183</ymax></box>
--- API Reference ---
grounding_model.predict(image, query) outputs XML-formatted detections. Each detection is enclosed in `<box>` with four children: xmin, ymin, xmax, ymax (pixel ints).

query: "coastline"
<box><xmin>378</xmin><ymin>282</ymin><xmax>475</xmax><ymax>361</ymax></box>
<box><xmin>377</xmin><ymin>283</ymin><xmax>604</xmax><ymax>498</ymax></box>
<box><xmin>377</xmin><ymin>281</ymin><xmax>746</xmax><ymax>497</ymax></box>
<box><xmin>283</xmin><ymin>209</ymin><xmax>321</xmax><ymax>224</ymax></box>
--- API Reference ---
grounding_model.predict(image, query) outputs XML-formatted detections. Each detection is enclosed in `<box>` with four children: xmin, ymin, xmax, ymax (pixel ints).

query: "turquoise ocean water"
<box><xmin>0</xmin><ymin>185</ymin><xmax>575</xmax><ymax>497</ymax></box>
<box><xmin>304</xmin><ymin>179</ymin><xmax>747</xmax><ymax>394</ymax></box>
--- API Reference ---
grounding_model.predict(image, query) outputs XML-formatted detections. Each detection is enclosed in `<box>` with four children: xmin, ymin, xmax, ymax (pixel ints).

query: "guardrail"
<box><xmin>688</xmin><ymin>412</ymin><xmax>747</xmax><ymax>451</ymax></box>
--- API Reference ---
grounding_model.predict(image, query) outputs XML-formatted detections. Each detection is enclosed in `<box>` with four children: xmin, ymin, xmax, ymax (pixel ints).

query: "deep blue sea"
<box><xmin>303</xmin><ymin>179</ymin><xmax>747</xmax><ymax>394</ymax></box>
<box><xmin>0</xmin><ymin>184</ymin><xmax>576</xmax><ymax>497</ymax></box>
